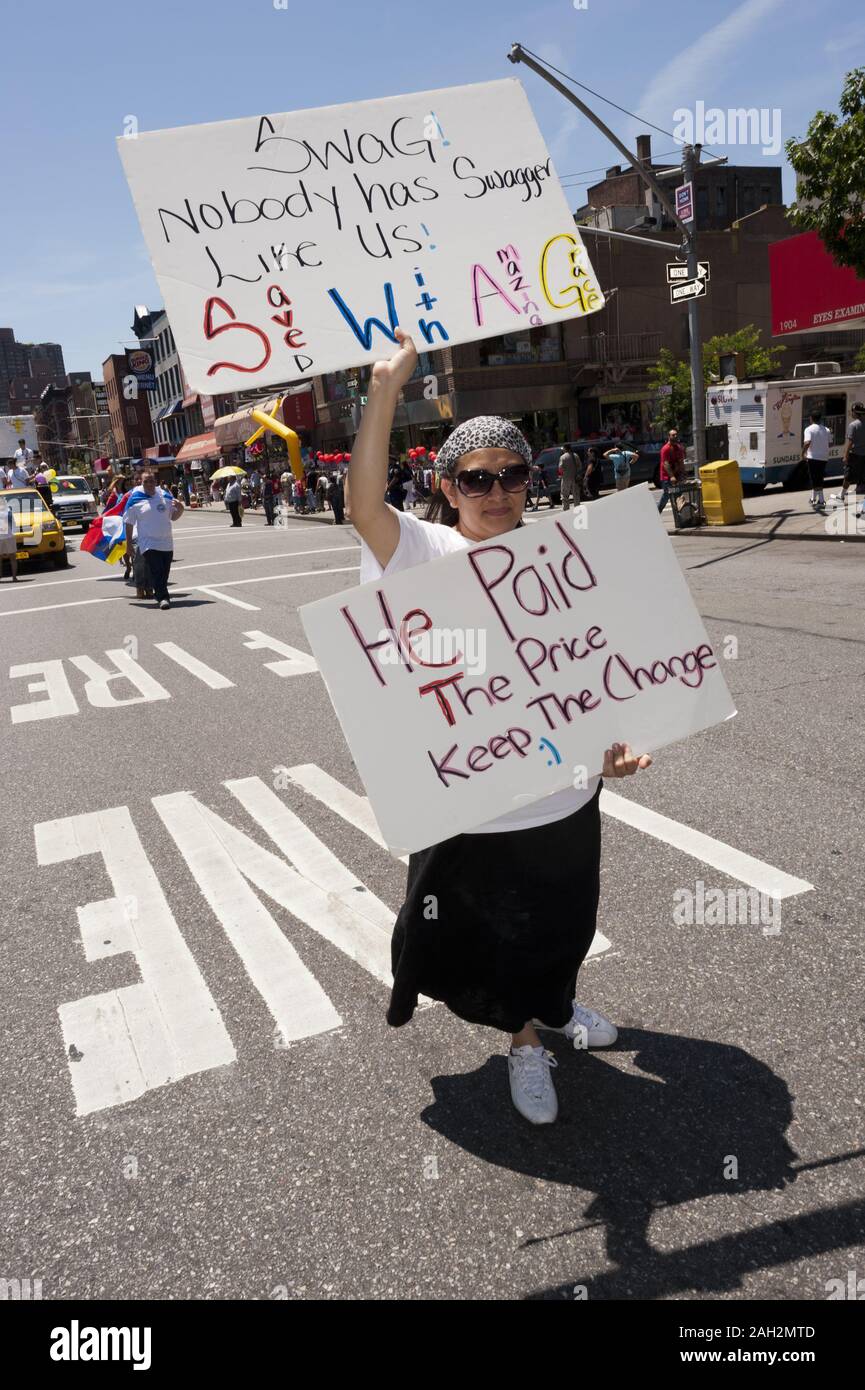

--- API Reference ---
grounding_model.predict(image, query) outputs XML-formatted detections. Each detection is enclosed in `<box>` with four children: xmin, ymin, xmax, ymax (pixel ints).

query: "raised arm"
<box><xmin>349</xmin><ymin>329</ymin><xmax>418</xmax><ymax>569</ymax></box>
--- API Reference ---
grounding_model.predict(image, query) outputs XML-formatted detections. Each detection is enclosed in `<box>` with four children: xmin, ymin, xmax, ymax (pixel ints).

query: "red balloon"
<box><xmin>416</xmin><ymin>445</ymin><xmax>427</xmax><ymax>456</ymax></box>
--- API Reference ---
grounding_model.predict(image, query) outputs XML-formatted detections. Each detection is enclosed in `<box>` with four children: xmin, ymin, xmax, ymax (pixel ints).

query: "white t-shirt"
<box><xmin>124</xmin><ymin>491</ymin><xmax>175</xmax><ymax>552</ymax></box>
<box><xmin>8</xmin><ymin>465</ymin><xmax>29</xmax><ymax>486</ymax></box>
<box><xmin>803</xmin><ymin>423</ymin><xmax>830</xmax><ymax>460</ymax></box>
<box><xmin>13</xmin><ymin>447</ymin><xmax>32</xmax><ymax>474</ymax></box>
<box><xmin>358</xmin><ymin>508</ymin><xmax>600</xmax><ymax>837</ymax></box>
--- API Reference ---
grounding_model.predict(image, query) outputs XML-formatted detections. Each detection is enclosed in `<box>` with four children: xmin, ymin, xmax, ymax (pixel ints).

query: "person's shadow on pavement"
<box><xmin>421</xmin><ymin>1027</ymin><xmax>809</xmax><ymax>1297</ymax></box>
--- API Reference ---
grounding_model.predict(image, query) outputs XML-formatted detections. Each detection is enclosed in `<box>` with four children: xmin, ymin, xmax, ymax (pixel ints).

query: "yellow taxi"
<box><xmin>1</xmin><ymin>487</ymin><xmax>68</xmax><ymax>567</ymax></box>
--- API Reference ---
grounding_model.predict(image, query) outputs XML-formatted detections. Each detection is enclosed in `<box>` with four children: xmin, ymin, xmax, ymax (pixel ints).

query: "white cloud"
<box><xmin>638</xmin><ymin>0</ymin><xmax>787</xmax><ymax>134</ymax></box>
<box><xmin>824</xmin><ymin>21</ymin><xmax>865</xmax><ymax>54</ymax></box>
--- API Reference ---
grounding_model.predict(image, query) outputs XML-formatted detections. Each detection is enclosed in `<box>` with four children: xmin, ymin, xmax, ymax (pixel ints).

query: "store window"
<box><xmin>325</xmin><ymin>365</ymin><xmax>371</xmax><ymax>403</ymax></box>
<box><xmin>479</xmin><ymin>324</ymin><xmax>562</xmax><ymax>366</ymax></box>
<box><xmin>599</xmin><ymin>399</ymin><xmax>643</xmax><ymax>440</ymax></box>
<box><xmin>803</xmin><ymin>392</ymin><xmax>847</xmax><ymax>447</ymax></box>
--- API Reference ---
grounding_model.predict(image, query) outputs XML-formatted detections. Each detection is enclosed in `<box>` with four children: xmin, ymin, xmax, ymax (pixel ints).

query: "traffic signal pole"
<box><xmin>508</xmin><ymin>43</ymin><xmax>706</xmax><ymax>466</ymax></box>
<box><xmin>681</xmin><ymin>143</ymin><xmax>706</xmax><ymax>467</ymax></box>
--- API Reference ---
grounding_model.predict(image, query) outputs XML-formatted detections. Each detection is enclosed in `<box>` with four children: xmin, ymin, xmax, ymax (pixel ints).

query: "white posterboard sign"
<box><xmin>117</xmin><ymin>80</ymin><xmax>604</xmax><ymax>395</ymax></box>
<box><xmin>300</xmin><ymin>487</ymin><xmax>737</xmax><ymax>857</ymax></box>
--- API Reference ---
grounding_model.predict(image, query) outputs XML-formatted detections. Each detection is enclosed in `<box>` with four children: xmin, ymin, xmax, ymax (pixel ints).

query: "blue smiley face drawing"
<box><xmin>539</xmin><ymin>738</ymin><xmax>562</xmax><ymax>767</ymax></box>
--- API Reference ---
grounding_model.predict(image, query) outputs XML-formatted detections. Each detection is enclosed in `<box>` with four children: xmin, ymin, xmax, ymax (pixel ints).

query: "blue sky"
<box><xmin>2</xmin><ymin>0</ymin><xmax>862</xmax><ymax>380</ymax></box>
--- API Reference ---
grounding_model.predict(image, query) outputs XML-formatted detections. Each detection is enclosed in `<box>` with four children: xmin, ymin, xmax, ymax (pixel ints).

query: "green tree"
<box><xmin>854</xmin><ymin>343</ymin><xmax>865</xmax><ymax>374</ymax></box>
<box><xmin>649</xmin><ymin>327</ymin><xmax>783</xmax><ymax>432</ymax></box>
<box><xmin>785</xmin><ymin>68</ymin><xmax>865</xmax><ymax>276</ymax></box>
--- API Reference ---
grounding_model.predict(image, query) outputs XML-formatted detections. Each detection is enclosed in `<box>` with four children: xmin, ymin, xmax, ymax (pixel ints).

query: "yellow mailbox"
<box><xmin>699</xmin><ymin>459</ymin><xmax>746</xmax><ymax>525</ymax></box>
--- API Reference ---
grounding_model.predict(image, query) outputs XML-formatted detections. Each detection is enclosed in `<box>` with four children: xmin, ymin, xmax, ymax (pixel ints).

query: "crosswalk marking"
<box><xmin>196</xmin><ymin>586</ymin><xmax>261</xmax><ymax>610</ymax></box>
<box><xmin>241</xmin><ymin>631</ymin><xmax>319</xmax><ymax>677</ymax></box>
<box><xmin>277</xmin><ymin>763</ymin><xmax>612</xmax><ymax>957</ymax></box>
<box><xmin>34</xmin><ymin>807</ymin><xmax>235</xmax><ymax>1117</ymax></box>
<box><xmin>600</xmin><ymin>789</ymin><xmax>813</xmax><ymax>899</ymax></box>
<box><xmin>153</xmin><ymin>791</ymin><xmax>344</xmax><ymax>1045</ymax></box>
<box><xmin>32</xmin><ymin>762</ymin><xmax>814</xmax><ymax>1116</ymax></box>
<box><xmin>154</xmin><ymin>642</ymin><xmax>235</xmax><ymax>689</ymax></box>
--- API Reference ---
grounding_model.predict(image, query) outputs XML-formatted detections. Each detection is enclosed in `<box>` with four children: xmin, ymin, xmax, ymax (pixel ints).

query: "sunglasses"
<box><xmin>453</xmin><ymin>463</ymin><xmax>530</xmax><ymax>497</ymax></box>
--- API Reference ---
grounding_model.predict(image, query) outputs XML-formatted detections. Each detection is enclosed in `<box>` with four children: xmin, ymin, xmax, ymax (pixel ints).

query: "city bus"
<box><xmin>705</xmin><ymin>364</ymin><xmax>864</xmax><ymax>492</ymax></box>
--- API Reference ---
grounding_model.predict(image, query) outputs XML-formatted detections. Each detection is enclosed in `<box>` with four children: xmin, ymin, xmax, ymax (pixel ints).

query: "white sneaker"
<box><xmin>508</xmin><ymin>1045</ymin><xmax>559</xmax><ymax>1124</ymax></box>
<box><xmin>533</xmin><ymin>1002</ymin><xmax>618</xmax><ymax>1049</ymax></box>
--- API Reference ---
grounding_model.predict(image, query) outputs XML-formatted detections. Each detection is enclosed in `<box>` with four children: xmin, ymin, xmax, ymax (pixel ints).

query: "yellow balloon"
<box><xmin>45</xmin><ymin>468</ymin><xmax>57</xmax><ymax>480</ymax></box>
<box><xmin>50</xmin><ymin>482</ymin><xmax>58</xmax><ymax>492</ymax></box>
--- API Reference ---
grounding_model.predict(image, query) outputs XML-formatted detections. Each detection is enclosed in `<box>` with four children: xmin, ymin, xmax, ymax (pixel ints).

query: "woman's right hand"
<box><xmin>369</xmin><ymin>328</ymin><xmax>418</xmax><ymax>396</ymax></box>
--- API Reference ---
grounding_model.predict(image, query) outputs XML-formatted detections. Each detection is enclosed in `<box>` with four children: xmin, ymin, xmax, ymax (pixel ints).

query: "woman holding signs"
<box><xmin>350</xmin><ymin>330</ymin><xmax>652</xmax><ymax>1125</ymax></box>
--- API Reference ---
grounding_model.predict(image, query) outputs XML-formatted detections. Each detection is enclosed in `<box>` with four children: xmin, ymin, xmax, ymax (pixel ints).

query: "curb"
<box><xmin>665</xmin><ymin>521</ymin><xmax>865</xmax><ymax>544</ymax></box>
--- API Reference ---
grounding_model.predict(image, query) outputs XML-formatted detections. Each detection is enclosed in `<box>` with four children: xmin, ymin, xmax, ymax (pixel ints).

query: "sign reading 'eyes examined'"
<box><xmin>301</xmin><ymin>489</ymin><xmax>737</xmax><ymax>857</ymax></box>
<box><xmin>118</xmin><ymin>80</ymin><xmax>605</xmax><ymax>394</ymax></box>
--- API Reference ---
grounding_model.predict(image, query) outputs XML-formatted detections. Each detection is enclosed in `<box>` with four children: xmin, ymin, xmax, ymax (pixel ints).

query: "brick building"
<box><xmin>102</xmin><ymin>352</ymin><xmax>155</xmax><ymax>460</ymax></box>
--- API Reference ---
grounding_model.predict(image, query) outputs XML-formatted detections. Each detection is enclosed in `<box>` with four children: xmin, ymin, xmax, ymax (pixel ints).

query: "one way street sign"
<box><xmin>667</xmin><ymin>261</ymin><xmax>710</xmax><ymax>284</ymax></box>
<box><xmin>670</xmin><ymin>277</ymin><xmax>708</xmax><ymax>303</ymax></box>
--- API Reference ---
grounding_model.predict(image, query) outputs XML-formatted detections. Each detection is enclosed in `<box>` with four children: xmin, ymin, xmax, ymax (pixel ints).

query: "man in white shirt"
<box><xmin>11</xmin><ymin>442</ymin><xmax>32</xmax><ymax>480</ymax></box>
<box><xmin>803</xmin><ymin>411</ymin><xmax>831</xmax><ymax>509</ymax></box>
<box><xmin>123</xmin><ymin>470</ymin><xmax>184</xmax><ymax>608</ymax></box>
<box><xmin>8</xmin><ymin>440</ymin><xmax>32</xmax><ymax>487</ymax></box>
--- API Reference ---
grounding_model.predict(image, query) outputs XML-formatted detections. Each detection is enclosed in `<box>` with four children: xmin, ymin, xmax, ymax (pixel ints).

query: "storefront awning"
<box><xmin>770</xmin><ymin>230</ymin><xmax>865</xmax><ymax>335</ymax></box>
<box><xmin>174</xmin><ymin>431</ymin><xmax>219</xmax><ymax>464</ymax></box>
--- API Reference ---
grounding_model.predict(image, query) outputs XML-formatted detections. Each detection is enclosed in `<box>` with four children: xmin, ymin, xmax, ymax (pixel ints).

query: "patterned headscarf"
<box><xmin>434</xmin><ymin>416</ymin><xmax>533</xmax><ymax>475</ymax></box>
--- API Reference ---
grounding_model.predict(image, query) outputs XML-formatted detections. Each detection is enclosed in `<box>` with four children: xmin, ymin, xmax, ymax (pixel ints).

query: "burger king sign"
<box><xmin>125</xmin><ymin>347</ymin><xmax>156</xmax><ymax>392</ymax></box>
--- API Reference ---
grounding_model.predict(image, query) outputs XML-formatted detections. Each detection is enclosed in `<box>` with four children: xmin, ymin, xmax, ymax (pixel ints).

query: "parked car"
<box><xmin>49</xmin><ymin>475</ymin><xmax>99</xmax><ymax>532</ymax></box>
<box><xmin>531</xmin><ymin>440</ymin><xmax>666</xmax><ymax>504</ymax></box>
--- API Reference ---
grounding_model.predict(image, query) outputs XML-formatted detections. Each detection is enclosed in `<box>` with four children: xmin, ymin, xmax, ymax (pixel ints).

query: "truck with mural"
<box><xmin>705</xmin><ymin>365</ymin><xmax>865</xmax><ymax>492</ymax></box>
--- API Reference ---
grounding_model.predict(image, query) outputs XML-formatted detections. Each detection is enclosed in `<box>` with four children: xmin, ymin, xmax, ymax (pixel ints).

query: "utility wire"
<box><xmin>519</xmin><ymin>45</ymin><xmax>728</xmax><ymax>164</ymax></box>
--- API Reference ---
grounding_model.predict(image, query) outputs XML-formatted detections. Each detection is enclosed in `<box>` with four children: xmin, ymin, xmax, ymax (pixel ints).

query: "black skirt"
<box><xmin>387</xmin><ymin>782</ymin><xmax>602</xmax><ymax>1035</ymax></box>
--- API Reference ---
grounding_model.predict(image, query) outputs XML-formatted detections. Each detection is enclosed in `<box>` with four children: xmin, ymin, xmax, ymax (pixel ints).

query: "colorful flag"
<box><xmin>80</xmin><ymin>487</ymin><xmax>148</xmax><ymax>564</ymax></box>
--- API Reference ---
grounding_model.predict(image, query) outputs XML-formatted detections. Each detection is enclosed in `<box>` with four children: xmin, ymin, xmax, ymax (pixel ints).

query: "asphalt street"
<box><xmin>1</xmin><ymin>497</ymin><xmax>863</xmax><ymax>1302</ymax></box>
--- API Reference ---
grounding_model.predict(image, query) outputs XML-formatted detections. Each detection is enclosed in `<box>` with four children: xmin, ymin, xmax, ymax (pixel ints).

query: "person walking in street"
<box><xmin>348</xmin><ymin>328</ymin><xmax>653</xmax><ymax>1126</ymax></box>
<box><xmin>559</xmin><ymin>444</ymin><xmax>580</xmax><ymax>511</ymax></box>
<box><xmin>262</xmin><ymin>472</ymin><xmax>277</xmax><ymax>525</ymax></box>
<box><xmin>317</xmin><ymin>471</ymin><xmax>331</xmax><ymax>512</ymax></box>
<box><xmin>225</xmin><ymin>475</ymin><xmax>243</xmax><ymax>527</ymax></box>
<box><xmin>386</xmin><ymin>464</ymin><xmax>406</xmax><ymax>511</ymax></box>
<box><xmin>10</xmin><ymin>439</ymin><xmax>33</xmax><ymax>483</ymax></box>
<box><xmin>583</xmin><ymin>446</ymin><xmax>602</xmax><ymax>500</ymax></box>
<box><xmin>657</xmin><ymin>429</ymin><xmax>685</xmax><ymax>512</ymax></box>
<box><xmin>0</xmin><ymin>496</ymin><xmax>19</xmax><ymax>582</ymax></box>
<box><xmin>530</xmin><ymin>459</ymin><xmax>547</xmax><ymax>510</ymax></box>
<box><xmin>803</xmin><ymin>411</ymin><xmax>831</xmax><ymax>510</ymax></box>
<box><xmin>605</xmin><ymin>441</ymin><xmax>639</xmax><ymax>492</ymax></box>
<box><xmin>33</xmin><ymin>463</ymin><xmax>53</xmax><ymax>511</ymax></box>
<box><xmin>331</xmin><ymin>470</ymin><xmax>346</xmax><ymax>525</ymax></box>
<box><xmin>842</xmin><ymin>401</ymin><xmax>865</xmax><ymax>518</ymax></box>
<box><xmin>123</xmin><ymin>470</ymin><xmax>184</xmax><ymax>609</ymax></box>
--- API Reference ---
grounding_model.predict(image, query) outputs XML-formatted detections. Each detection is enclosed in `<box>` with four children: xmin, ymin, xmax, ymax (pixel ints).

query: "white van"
<box><xmin>49</xmin><ymin>476</ymin><xmax>99</xmax><ymax>531</ymax></box>
<box><xmin>706</xmin><ymin>366</ymin><xmax>864</xmax><ymax>492</ymax></box>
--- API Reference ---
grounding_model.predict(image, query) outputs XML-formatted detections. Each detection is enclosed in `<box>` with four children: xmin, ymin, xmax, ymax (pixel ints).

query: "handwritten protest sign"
<box><xmin>300</xmin><ymin>488</ymin><xmax>736</xmax><ymax>856</ymax></box>
<box><xmin>117</xmin><ymin>80</ymin><xmax>604</xmax><ymax>394</ymax></box>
